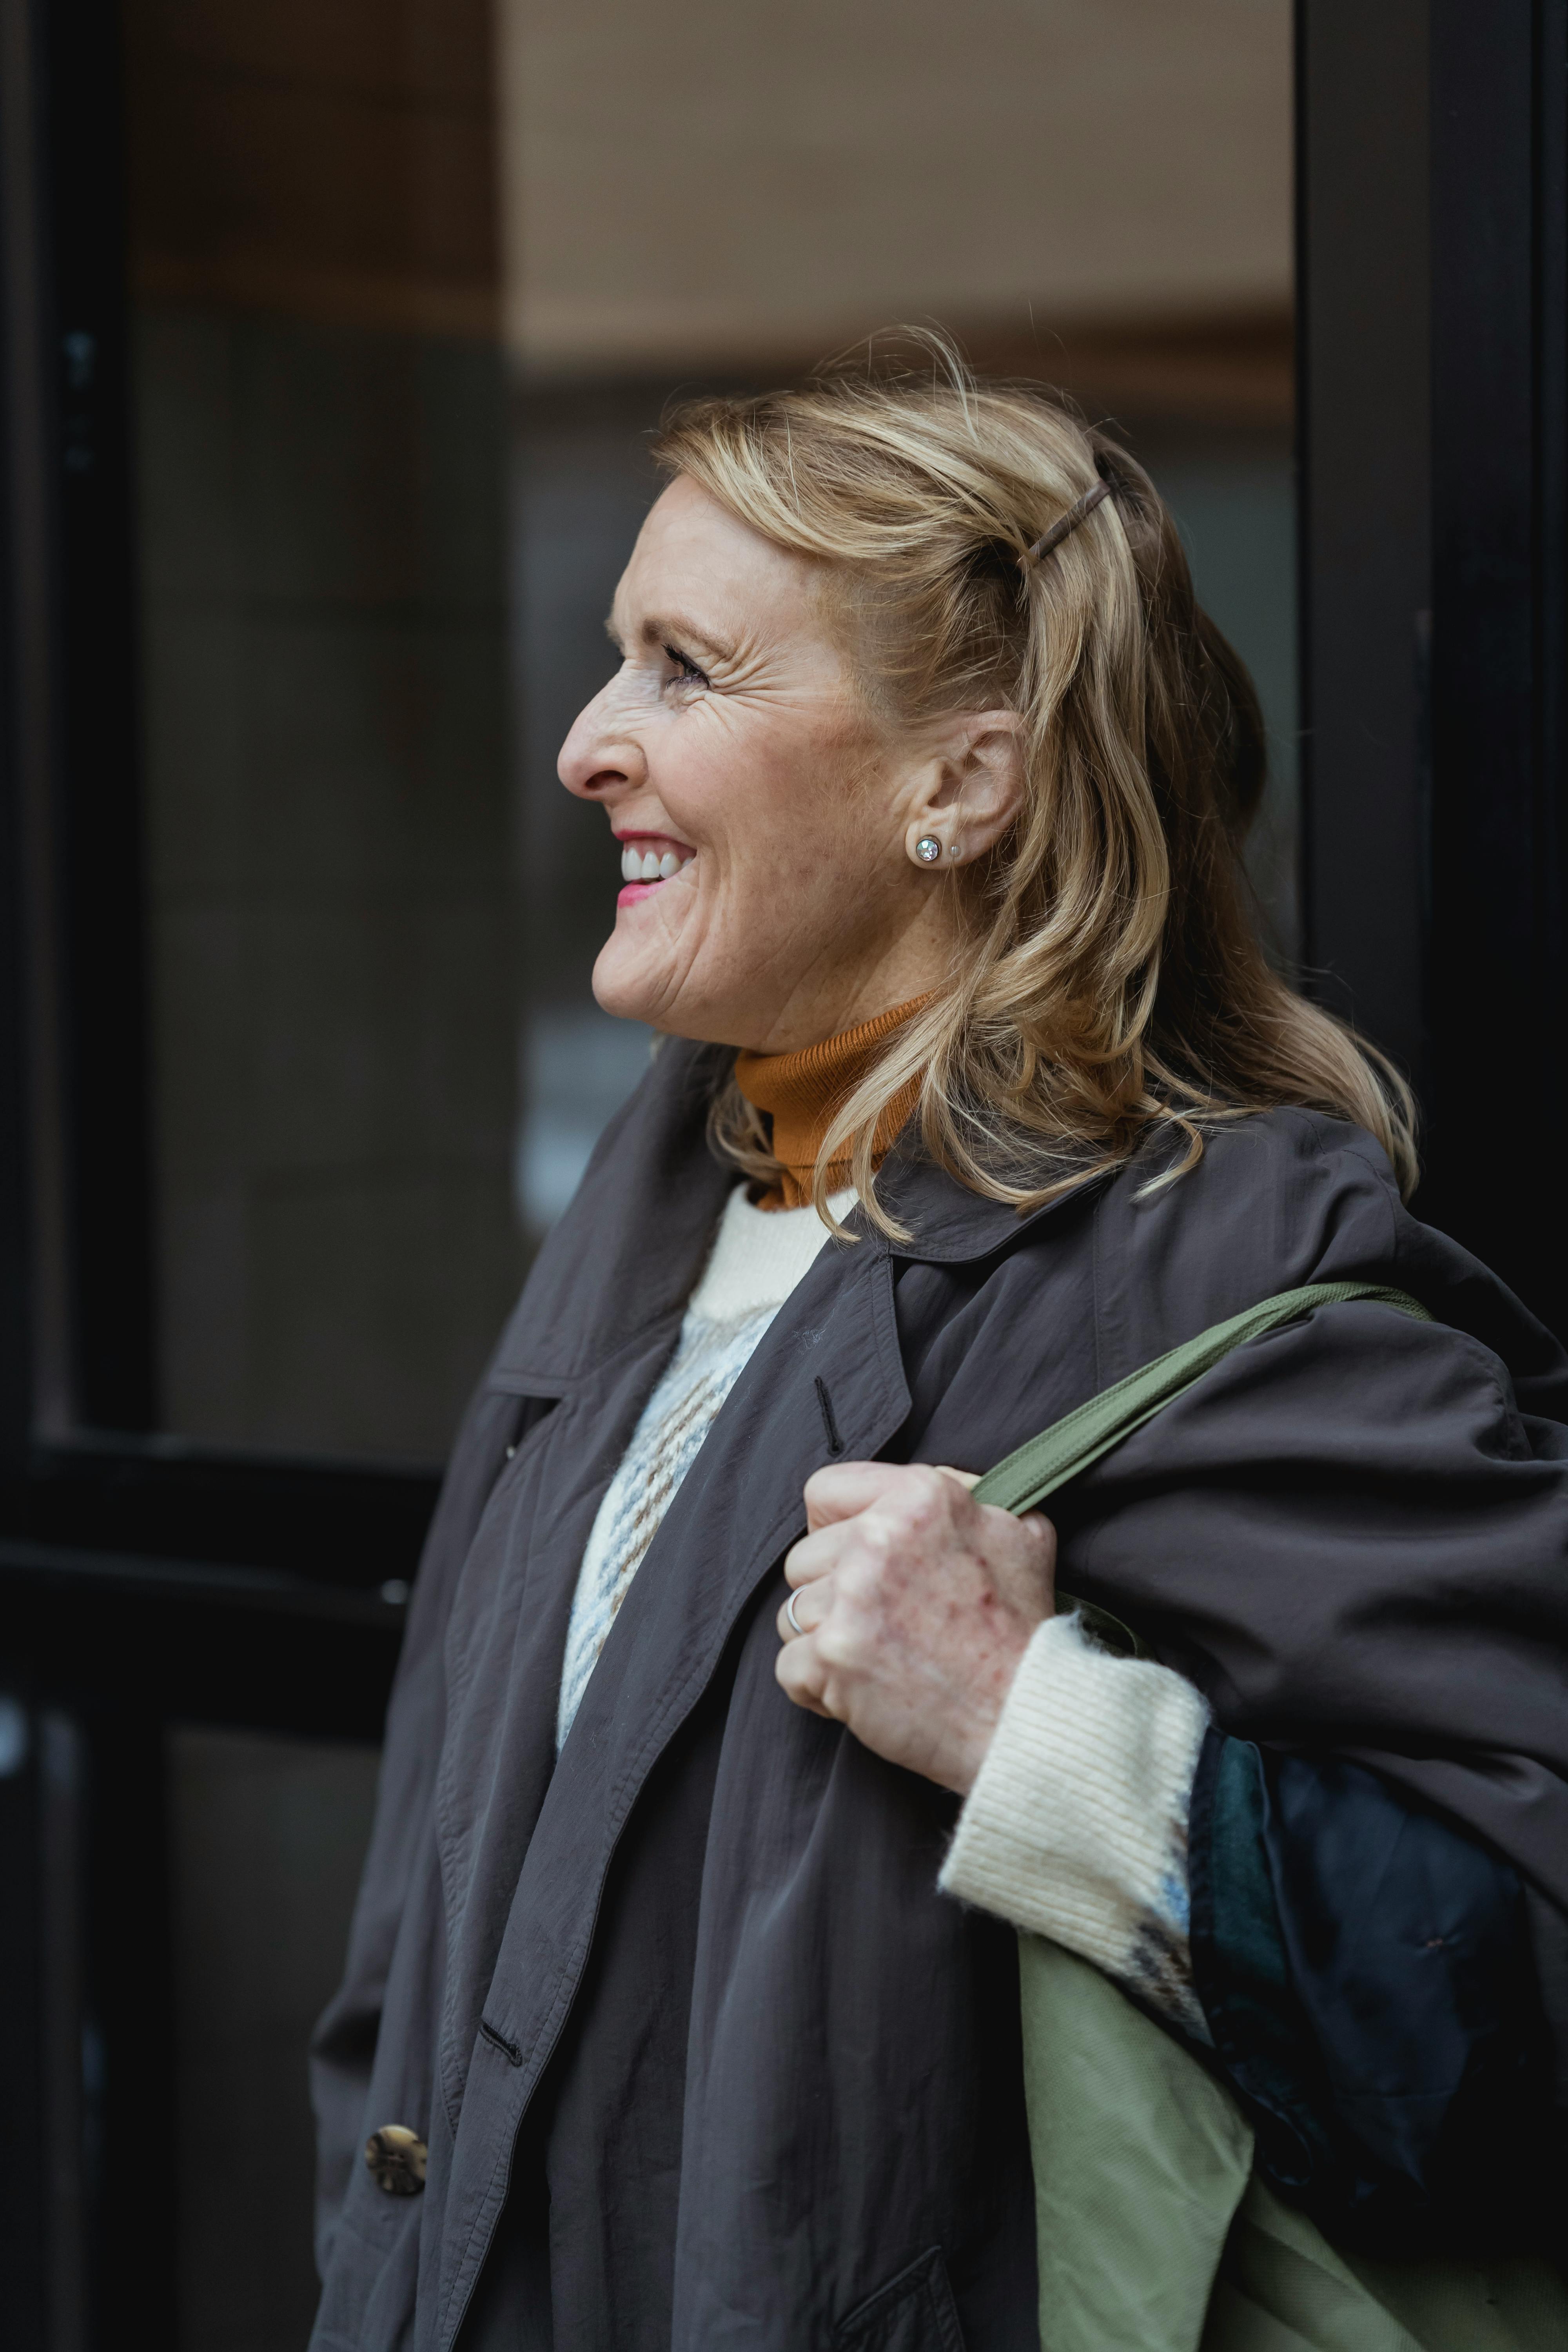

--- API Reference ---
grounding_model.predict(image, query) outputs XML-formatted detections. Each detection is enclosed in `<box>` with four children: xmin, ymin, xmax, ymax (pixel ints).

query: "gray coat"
<box><xmin>310</xmin><ymin>1038</ymin><xmax>1568</xmax><ymax>2351</ymax></box>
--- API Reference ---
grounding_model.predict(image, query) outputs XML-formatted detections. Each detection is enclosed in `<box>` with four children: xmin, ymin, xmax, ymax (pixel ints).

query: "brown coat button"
<box><xmin>364</xmin><ymin>2125</ymin><xmax>428</xmax><ymax>2196</ymax></box>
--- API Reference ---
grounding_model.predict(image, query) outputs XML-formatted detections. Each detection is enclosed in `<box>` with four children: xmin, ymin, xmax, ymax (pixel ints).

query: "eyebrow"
<box><xmin>604</xmin><ymin>608</ymin><xmax>734</xmax><ymax>664</ymax></box>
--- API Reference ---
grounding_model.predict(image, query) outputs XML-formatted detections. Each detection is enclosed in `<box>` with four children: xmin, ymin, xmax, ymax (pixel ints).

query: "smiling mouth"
<box><xmin>619</xmin><ymin>840</ymin><xmax>693</xmax><ymax>884</ymax></box>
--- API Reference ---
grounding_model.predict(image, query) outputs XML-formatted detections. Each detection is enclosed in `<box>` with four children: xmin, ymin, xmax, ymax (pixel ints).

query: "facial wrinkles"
<box><xmin>610</xmin><ymin>708</ymin><xmax>900</xmax><ymax>1036</ymax></box>
<box><xmin>573</xmin><ymin>475</ymin><xmax>963</xmax><ymax>1047</ymax></box>
<box><xmin>603</xmin><ymin>599</ymin><xmax>845</xmax><ymax>715</ymax></box>
<box><xmin>626</xmin><ymin>875</ymin><xmax>902</xmax><ymax>1039</ymax></box>
<box><xmin>651</xmin><ymin>783</ymin><xmax>913</xmax><ymax>1036</ymax></box>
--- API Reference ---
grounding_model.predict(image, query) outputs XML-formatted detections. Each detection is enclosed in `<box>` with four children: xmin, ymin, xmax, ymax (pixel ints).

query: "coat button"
<box><xmin>364</xmin><ymin>2125</ymin><xmax>428</xmax><ymax>2196</ymax></box>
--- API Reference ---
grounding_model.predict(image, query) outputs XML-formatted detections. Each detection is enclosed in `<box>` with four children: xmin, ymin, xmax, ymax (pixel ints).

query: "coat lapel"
<box><xmin>433</xmin><ymin>1223</ymin><xmax>910</xmax><ymax>2345</ymax></box>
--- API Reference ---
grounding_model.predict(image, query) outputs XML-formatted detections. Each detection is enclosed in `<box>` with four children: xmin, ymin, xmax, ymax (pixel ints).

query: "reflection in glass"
<box><xmin>125</xmin><ymin>3</ymin><xmax>521</xmax><ymax>1460</ymax></box>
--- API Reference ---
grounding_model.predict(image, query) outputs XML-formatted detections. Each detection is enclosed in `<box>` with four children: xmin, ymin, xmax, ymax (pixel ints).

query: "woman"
<box><xmin>310</xmin><ymin>356</ymin><xmax>1568</xmax><ymax>2351</ymax></box>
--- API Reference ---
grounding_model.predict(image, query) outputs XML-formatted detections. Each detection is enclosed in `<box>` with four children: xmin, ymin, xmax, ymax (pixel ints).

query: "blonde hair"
<box><xmin>652</xmin><ymin>340</ymin><xmax>1417</xmax><ymax>1236</ymax></box>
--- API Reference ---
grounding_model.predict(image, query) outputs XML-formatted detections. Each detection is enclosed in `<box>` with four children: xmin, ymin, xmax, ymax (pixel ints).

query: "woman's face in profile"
<box><xmin>557</xmin><ymin>476</ymin><xmax>949</xmax><ymax>1053</ymax></box>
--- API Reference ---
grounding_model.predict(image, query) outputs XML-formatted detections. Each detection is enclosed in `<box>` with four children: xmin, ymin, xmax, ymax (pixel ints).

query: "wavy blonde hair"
<box><xmin>653</xmin><ymin>342</ymin><xmax>1417</xmax><ymax>1236</ymax></box>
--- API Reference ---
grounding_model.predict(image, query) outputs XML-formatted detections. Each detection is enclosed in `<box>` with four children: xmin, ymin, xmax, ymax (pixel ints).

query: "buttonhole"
<box><xmin>478</xmin><ymin>2017</ymin><xmax>523</xmax><ymax>2067</ymax></box>
<box><xmin>815</xmin><ymin>1376</ymin><xmax>844</xmax><ymax>1456</ymax></box>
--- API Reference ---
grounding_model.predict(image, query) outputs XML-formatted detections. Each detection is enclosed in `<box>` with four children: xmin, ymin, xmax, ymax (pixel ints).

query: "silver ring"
<box><xmin>785</xmin><ymin>1590</ymin><xmax>806</xmax><ymax>1637</ymax></box>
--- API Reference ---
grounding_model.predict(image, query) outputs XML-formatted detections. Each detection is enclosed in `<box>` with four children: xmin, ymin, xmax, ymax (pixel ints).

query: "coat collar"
<box><xmin>488</xmin><ymin>1040</ymin><xmax>735</xmax><ymax>1390</ymax></box>
<box><xmin>490</xmin><ymin>1038</ymin><xmax>1109</xmax><ymax>1394</ymax></box>
<box><xmin>875</xmin><ymin>1134</ymin><xmax>1108</xmax><ymax>1263</ymax></box>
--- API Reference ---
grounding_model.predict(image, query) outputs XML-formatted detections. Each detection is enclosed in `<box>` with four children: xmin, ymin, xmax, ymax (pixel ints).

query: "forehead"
<box><xmin>615</xmin><ymin>476</ymin><xmax>829</xmax><ymax>645</ymax></box>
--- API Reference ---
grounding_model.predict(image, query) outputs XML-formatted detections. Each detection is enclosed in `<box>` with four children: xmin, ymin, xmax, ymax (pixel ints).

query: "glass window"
<box><xmin>125</xmin><ymin>0</ymin><xmax>521</xmax><ymax>1461</ymax></box>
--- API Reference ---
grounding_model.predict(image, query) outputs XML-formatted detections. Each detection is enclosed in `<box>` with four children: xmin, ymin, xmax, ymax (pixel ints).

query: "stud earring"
<box><xmin>948</xmin><ymin>840</ymin><xmax>962</xmax><ymax>860</ymax></box>
<box><xmin>914</xmin><ymin>835</ymin><xmax>942</xmax><ymax>865</ymax></box>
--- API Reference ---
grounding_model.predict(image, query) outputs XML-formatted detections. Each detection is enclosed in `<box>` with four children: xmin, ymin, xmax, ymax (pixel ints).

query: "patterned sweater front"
<box><xmin>556</xmin><ymin>1183</ymin><xmax>851</xmax><ymax>1749</ymax></box>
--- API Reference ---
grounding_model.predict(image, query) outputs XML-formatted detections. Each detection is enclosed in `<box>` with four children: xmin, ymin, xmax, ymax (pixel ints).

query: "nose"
<box><xmin>558</xmin><ymin>677</ymin><xmax>646</xmax><ymax>805</ymax></box>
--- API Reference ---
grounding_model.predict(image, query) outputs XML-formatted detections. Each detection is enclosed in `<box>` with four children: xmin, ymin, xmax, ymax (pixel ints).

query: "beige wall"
<box><xmin>500</xmin><ymin>0</ymin><xmax>1292</xmax><ymax>376</ymax></box>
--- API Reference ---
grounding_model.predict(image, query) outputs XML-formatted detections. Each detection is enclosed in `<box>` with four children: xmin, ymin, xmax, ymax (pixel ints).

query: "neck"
<box><xmin>733</xmin><ymin>997</ymin><xmax>927</xmax><ymax>1210</ymax></box>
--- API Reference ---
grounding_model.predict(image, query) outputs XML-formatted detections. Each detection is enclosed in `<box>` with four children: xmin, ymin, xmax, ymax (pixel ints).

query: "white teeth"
<box><xmin>619</xmin><ymin>842</ymin><xmax>692</xmax><ymax>884</ymax></box>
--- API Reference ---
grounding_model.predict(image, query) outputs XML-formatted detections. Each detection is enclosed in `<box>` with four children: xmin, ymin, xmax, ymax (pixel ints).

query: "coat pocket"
<box><xmin>834</xmin><ymin>2247</ymin><xmax>967</xmax><ymax>2352</ymax></box>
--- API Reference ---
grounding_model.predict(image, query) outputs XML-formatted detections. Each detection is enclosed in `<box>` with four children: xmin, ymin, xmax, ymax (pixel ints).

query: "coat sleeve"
<box><xmin>307</xmin><ymin>1378</ymin><xmax>541</xmax><ymax>2274</ymax></box>
<box><xmin>1060</xmin><ymin>1115</ymin><xmax>1568</xmax><ymax>2254</ymax></box>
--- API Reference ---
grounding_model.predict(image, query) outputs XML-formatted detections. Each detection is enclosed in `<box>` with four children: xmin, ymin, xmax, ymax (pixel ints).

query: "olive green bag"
<box><xmin>970</xmin><ymin>1283</ymin><xmax>1568</xmax><ymax>2352</ymax></box>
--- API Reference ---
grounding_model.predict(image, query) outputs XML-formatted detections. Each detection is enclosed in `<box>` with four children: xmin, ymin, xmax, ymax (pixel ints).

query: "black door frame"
<box><xmin>1298</xmin><ymin>0</ymin><xmax>1568</xmax><ymax>1335</ymax></box>
<box><xmin>0</xmin><ymin>4</ymin><xmax>434</xmax><ymax>2332</ymax></box>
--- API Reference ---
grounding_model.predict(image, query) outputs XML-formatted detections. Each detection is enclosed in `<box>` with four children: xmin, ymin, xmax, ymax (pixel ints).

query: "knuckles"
<box><xmin>864</xmin><ymin>1467</ymin><xmax>968</xmax><ymax>1552</ymax></box>
<box><xmin>812</xmin><ymin>1616</ymin><xmax>861</xmax><ymax>1674</ymax></box>
<box><xmin>889</xmin><ymin>1464</ymin><xmax>965</xmax><ymax>1532</ymax></box>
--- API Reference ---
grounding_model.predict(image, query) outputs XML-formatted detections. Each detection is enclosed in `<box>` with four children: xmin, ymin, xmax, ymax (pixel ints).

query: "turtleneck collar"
<box><xmin>733</xmin><ymin>996</ymin><xmax>929</xmax><ymax>1210</ymax></box>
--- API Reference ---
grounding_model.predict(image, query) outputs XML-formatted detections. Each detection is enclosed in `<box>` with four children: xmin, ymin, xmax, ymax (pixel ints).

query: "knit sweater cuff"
<box><xmin>938</xmin><ymin>1612</ymin><xmax>1211</xmax><ymax>2036</ymax></box>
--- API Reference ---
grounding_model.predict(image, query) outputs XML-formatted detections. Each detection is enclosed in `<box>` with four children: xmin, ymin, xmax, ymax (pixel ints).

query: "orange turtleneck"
<box><xmin>733</xmin><ymin>997</ymin><xmax>928</xmax><ymax>1210</ymax></box>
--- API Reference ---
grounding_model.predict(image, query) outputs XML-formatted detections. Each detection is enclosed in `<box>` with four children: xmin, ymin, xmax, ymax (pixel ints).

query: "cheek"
<box><xmin>686</xmin><ymin>711</ymin><xmax>885</xmax><ymax>877</ymax></box>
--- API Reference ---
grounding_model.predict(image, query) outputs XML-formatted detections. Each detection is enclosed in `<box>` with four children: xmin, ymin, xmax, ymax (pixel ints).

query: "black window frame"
<box><xmin>0</xmin><ymin>7</ymin><xmax>436</xmax><ymax>2327</ymax></box>
<box><xmin>0</xmin><ymin>0</ymin><xmax>435</xmax><ymax>1695</ymax></box>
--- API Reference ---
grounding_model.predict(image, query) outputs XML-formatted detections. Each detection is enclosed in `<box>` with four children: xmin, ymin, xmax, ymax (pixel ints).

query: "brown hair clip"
<box><xmin>1022</xmin><ymin>478</ymin><xmax>1113</xmax><ymax>570</ymax></box>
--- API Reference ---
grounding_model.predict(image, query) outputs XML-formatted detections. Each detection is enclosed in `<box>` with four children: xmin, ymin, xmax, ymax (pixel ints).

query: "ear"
<box><xmin>902</xmin><ymin>710</ymin><xmax>1027</xmax><ymax>870</ymax></box>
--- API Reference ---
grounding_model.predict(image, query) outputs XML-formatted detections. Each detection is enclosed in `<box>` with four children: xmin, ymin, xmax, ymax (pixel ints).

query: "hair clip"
<box><xmin>1021</xmin><ymin>479</ymin><xmax>1113</xmax><ymax>570</ymax></box>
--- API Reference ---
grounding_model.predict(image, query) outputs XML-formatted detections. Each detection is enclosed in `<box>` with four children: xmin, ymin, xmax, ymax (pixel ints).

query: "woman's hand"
<box><xmin>774</xmin><ymin>1462</ymin><xmax>1056</xmax><ymax>1794</ymax></box>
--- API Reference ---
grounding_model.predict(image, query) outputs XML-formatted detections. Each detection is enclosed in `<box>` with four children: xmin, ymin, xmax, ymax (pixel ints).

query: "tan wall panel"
<box><xmin>501</xmin><ymin>0</ymin><xmax>1292</xmax><ymax>374</ymax></box>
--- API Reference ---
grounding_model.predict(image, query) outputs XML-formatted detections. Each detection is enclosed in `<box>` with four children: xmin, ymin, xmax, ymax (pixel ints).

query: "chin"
<box><xmin>591</xmin><ymin>940</ymin><xmax>665</xmax><ymax>1027</ymax></box>
<box><xmin>594</xmin><ymin>955</ymin><xmax>740</xmax><ymax>1047</ymax></box>
<box><xmin>590</xmin><ymin>969</ymin><xmax>648</xmax><ymax>1025</ymax></box>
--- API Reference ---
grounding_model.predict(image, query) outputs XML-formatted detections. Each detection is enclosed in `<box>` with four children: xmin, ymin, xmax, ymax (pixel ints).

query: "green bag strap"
<box><xmin>971</xmin><ymin>1281</ymin><xmax>1431</xmax><ymax>1519</ymax></box>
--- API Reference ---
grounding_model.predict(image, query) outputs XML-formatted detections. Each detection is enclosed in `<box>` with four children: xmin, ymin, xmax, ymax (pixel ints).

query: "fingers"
<box><xmin>786</xmin><ymin>1461</ymin><xmax>978</xmax><ymax>1601</ymax></box>
<box><xmin>775</xmin><ymin>1578</ymin><xmax>827</xmax><ymax>1645</ymax></box>
<box><xmin>774</xmin><ymin>1621</ymin><xmax>834</xmax><ymax>1718</ymax></box>
<box><xmin>783</xmin><ymin>1521</ymin><xmax>841</xmax><ymax>1592</ymax></box>
<box><xmin>802</xmin><ymin>1459</ymin><xmax>930</xmax><ymax>1531</ymax></box>
<box><xmin>790</xmin><ymin>1465</ymin><xmax>1053</xmax><ymax>1608</ymax></box>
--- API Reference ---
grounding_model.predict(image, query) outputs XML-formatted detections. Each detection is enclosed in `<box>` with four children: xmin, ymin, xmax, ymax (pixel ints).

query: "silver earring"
<box><xmin>914</xmin><ymin>835</ymin><xmax>942</xmax><ymax>865</ymax></box>
<box><xmin>948</xmin><ymin>840</ymin><xmax>962</xmax><ymax>860</ymax></box>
